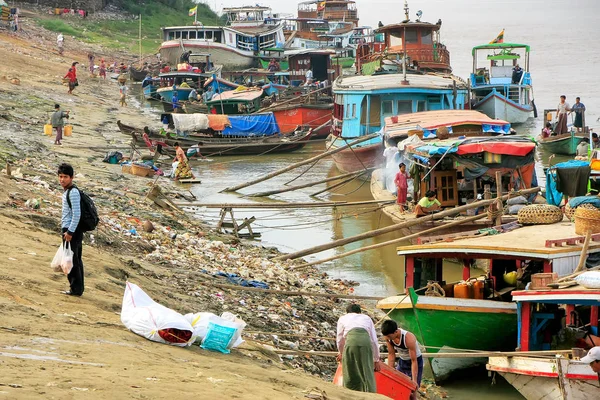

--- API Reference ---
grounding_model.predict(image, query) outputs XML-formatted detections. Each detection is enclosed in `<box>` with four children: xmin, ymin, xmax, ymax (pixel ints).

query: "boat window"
<box><xmin>197</xmin><ymin>31</ymin><xmax>204</xmax><ymax>39</ymax></box>
<box><xmin>168</xmin><ymin>32</ymin><xmax>175</xmax><ymax>40</ymax></box>
<box><xmin>352</xmin><ymin>104</ymin><xmax>356</xmax><ymax>118</ymax></box>
<box><xmin>405</xmin><ymin>28</ymin><xmax>418</xmax><ymax>44</ymax></box>
<box><xmin>417</xmin><ymin>101</ymin><xmax>426</xmax><ymax>112</ymax></box>
<box><xmin>189</xmin><ymin>31</ymin><xmax>197</xmax><ymax>39</ymax></box>
<box><xmin>214</xmin><ymin>31</ymin><xmax>222</xmax><ymax>42</ymax></box>
<box><xmin>421</xmin><ymin>31</ymin><xmax>432</xmax><ymax>45</ymax></box>
<box><xmin>361</xmin><ymin>96</ymin><xmax>381</xmax><ymax>127</ymax></box>
<box><xmin>206</xmin><ymin>31</ymin><xmax>213</xmax><ymax>40</ymax></box>
<box><xmin>382</xmin><ymin>100</ymin><xmax>393</xmax><ymax>115</ymax></box>
<box><xmin>389</xmin><ymin>33</ymin><xmax>403</xmax><ymax>48</ymax></box>
<box><xmin>346</xmin><ymin>104</ymin><xmax>350</xmax><ymax>118</ymax></box>
<box><xmin>181</xmin><ymin>31</ymin><xmax>188</xmax><ymax>40</ymax></box>
<box><xmin>175</xmin><ymin>31</ymin><xmax>181</xmax><ymax>39</ymax></box>
<box><xmin>397</xmin><ymin>100</ymin><xmax>412</xmax><ymax>114</ymax></box>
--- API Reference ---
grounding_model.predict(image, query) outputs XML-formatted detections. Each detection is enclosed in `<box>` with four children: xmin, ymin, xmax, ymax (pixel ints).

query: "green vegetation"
<box><xmin>36</xmin><ymin>1</ymin><xmax>224</xmax><ymax>55</ymax></box>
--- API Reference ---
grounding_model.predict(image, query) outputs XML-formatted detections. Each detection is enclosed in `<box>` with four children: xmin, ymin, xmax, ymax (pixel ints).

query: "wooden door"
<box><xmin>433</xmin><ymin>170</ymin><xmax>458</xmax><ymax>207</ymax></box>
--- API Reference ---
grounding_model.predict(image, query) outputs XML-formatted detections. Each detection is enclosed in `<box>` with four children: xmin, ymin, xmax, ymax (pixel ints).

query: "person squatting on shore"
<box><xmin>58</xmin><ymin>163</ymin><xmax>85</xmax><ymax>296</ymax></box>
<box><xmin>51</xmin><ymin>104</ymin><xmax>69</xmax><ymax>145</ymax></box>
<box><xmin>336</xmin><ymin>304</ymin><xmax>381</xmax><ymax>393</ymax></box>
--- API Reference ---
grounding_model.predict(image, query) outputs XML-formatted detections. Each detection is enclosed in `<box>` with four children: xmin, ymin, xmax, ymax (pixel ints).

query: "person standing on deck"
<box><xmin>381</xmin><ymin>320</ymin><xmax>423</xmax><ymax>398</ymax></box>
<box><xmin>555</xmin><ymin>95</ymin><xmax>571</xmax><ymax>135</ymax></box>
<box><xmin>51</xmin><ymin>104</ymin><xmax>69</xmax><ymax>146</ymax></box>
<box><xmin>336</xmin><ymin>304</ymin><xmax>380</xmax><ymax>393</ymax></box>
<box><xmin>394</xmin><ymin>163</ymin><xmax>409</xmax><ymax>212</ymax></box>
<box><xmin>572</xmin><ymin>97</ymin><xmax>586</xmax><ymax>133</ymax></box>
<box><xmin>305</xmin><ymin>68</ymin><xmax>314</xmax><ymax>85</ymax></box>
<box><xmin>58</xmin><ymin>163</ymin><xmax>85</xmax><ymax>296</ymax></box>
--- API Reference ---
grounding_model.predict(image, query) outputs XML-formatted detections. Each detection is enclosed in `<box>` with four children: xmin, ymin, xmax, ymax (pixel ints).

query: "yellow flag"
<box><xmin>489</xmin><ymin>29</ymin><xmax>505</xmax><ymax>44</ymax></box>
<box><xmin>189</xmin><ymin>6</ymin><xmax>198</xmax><ymax>17</ymax></box>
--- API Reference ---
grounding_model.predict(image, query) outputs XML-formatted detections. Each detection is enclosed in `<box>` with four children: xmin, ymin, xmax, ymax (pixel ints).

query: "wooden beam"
<box><xmin>175</xmin><ymin>199</ymin><xmax>395</xmax><ymax>209</ymax></box>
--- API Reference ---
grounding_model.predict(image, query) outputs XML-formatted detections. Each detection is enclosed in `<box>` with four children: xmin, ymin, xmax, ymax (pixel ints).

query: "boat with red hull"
<box><xmin>272</xmin><ymin>104</ymin><xmax>333</xmax><ymax>138</ymax></box>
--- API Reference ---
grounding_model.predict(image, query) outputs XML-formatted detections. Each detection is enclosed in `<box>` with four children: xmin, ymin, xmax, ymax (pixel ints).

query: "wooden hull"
<box><xmin>487</xmin><ymin>356</ymin><xmax>599</xmax><ymax>399</ymax></box>
<box><xmin>272</xmin><ymin>104</ymin><xmax>333</xmax><ymax>137</ymax></box>
<box><xmin>473</xmin><ymin>91</ymin><xmax>533</xmax><ymax>124</ymax></box>
<box><xmin>117</xmin><ymin>120</ymin><xmax>312</xmax><ymax>157</ymax></box>
<box><xmin>539</xmin><ymin>132</ymin><xmax>586</xmax><ymax>155</ymax></box>
<box><xmin>326</xmin><ymin>135</ymin><xmax>383</xmax><ymax>174</ymax></box>
<box><xmin>370</xmin><ymin>169</ymin><xmax>514</xmax><ymax>241</ymax></box>
<box><xmin>157</xmin><ymin>87</ymin><xmax>193</xmax><ymax>103</ymax></box>
<box><xmin>378</xmin><ymin>288</ymin><xmax>517</xmax><ymax>381</ymax></box>
<box><xmin>143</xmin><ymin>84</ymin><xmax>159</xmax><ymax>100</ymax></box>
<box><xmin>160</xmin><ymin>41</ymin><xmax>255</xmax><ymax>70</ymax></box>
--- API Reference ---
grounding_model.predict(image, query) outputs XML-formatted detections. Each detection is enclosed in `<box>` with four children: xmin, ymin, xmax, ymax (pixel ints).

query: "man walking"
<box><xmin>51</xmin><ymin>104</ymin><xmax>69</xmax><ymax>146</ymax></box>
<box><xmin>58</xmin><ymin>163</ymin><xmax>84</xmax><ymax>296</ymax></box>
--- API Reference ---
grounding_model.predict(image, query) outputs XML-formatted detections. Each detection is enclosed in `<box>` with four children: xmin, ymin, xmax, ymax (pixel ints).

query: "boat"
<box><xmin>470</xmin><ymin>42</ymin><xmax>534</xmax><ymax>124</ymax></box>
<box><xmin>539</xmin><ymin>131</ymin><xmax>587</xmax><ymax>155</ymax></box>
<box><xmin>117</xmin><ymin>119</ymin><xmax>313</xmax><ymax>157</ymax></box>
<box><xmin>159</xmin><ymin>6</ymin><xmax>285</xmax><ymax>69</ymax></box>
<box><xmin>377</xmin><ymin>222</ymin><xmax>600</xmax><ymax>381</ymax></box>
<box><xmin>327</xmin><ymin>73</ymin><xmax>469</xmax><ymax>174</ymax></box>
<box><xmin>142</xmin><ymin>76</ymin><xmax>161</xmax><ymax>100</ymax></box>
<box><xmin>271</xmin><ymin>103</ymin><xmax>333</xmax><ymax>137</ymax></box>
<box><xmin>357</xmin><ymin>1</ymin><xmax>452</xmax><ymax>74</ymax></box>
<box><xmin>129</xmin><ymin>64</ymin><xmax>160</xmax><ymax>82</ymax></box>
<box><xmin>487</xmin><ymin>286</ymin><xmax>600</xmax><ymax>399</ymax></box>
<box><xmin>206</xmin><ymin>88</ymin><xmax>264</xmax><ymax>115</ymax></box>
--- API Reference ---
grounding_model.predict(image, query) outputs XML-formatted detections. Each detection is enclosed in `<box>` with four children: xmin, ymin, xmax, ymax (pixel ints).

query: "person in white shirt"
<box><xmin>381</xmin><ymin>319</ymin><xmax>423</xmax><ymax>397</ymax></box>
<box><xmin>555</xmin><ymin>95</ymin><xmax>571</xmax><ymax>135</ymax></box>
<box><xmin>305</xmin><ymin>69</ymin><xmax>313</xmax><ymax>85</ymax></box>
<box><xmin>57</xmin><ymin>33</ymin><xmax>64</xmax><ymax>55</ymax></box>
<box><xmin>336</xmin><ymin>304</ymin><xmax>380</xmax><ymax>393</ymax></box>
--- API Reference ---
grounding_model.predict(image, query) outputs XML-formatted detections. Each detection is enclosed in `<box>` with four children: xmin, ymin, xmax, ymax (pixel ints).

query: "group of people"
<box><xmin>549</xmin><ymin>95</ymin><xmax>587</xmax><ymax>136</ymax></box>
<box><xmin>336</xmin><ymin>304</ymin><xmax>423</xmax><ymax>397</ymax></box>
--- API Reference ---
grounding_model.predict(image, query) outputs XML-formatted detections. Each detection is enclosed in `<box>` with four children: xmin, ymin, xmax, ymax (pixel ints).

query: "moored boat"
<box><xmin>377</xmin><ymin>222</ymin><xmax>600</xmax><ymax>381</ymax></box>
<box><xmin>487</xmin><ymin>287</ymin><xmax>600</xmax><ymax>399</ymax></box>
<box><xmin>327</xmin><ymin>73</ymin><xmax>469</xmax><ymax>174</ymax></box>
<box><xmin>539</xmin><ymin>131</ymin><xmax>587</xmax><ymax>155</ymax></box>
<box><xmin>470</xmin><ymin>42</ymin><xmax>535</xmax><ymax>124</ymax></box>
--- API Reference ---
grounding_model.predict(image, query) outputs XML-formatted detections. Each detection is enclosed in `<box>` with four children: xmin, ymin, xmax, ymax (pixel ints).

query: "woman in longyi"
<box><xmin>173</xmin><ymin>142</ymin><xmax>194</xmax><ymax>181</ymax></box>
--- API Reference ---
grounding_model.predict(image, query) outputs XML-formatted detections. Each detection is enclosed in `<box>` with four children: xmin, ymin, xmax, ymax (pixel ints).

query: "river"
<box><xmin>127</xmin><ymin>1</ymin><xmax>599</xmax><ymax>396</ymax></box>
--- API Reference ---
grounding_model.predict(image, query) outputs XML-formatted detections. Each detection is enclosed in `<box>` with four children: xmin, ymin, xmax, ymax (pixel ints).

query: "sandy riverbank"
<box><xmin>0</xmin><ymin>11</ymin><xmax>393</xmax><ymax>400</ymax></box>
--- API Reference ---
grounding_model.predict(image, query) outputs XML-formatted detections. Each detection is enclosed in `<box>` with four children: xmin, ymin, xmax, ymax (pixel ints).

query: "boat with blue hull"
<box><xmin>327</xmin><ymin>73</ymin><xmax>469</xmax><ymax>174</ymax></box>
<box><xmin>470</xmin><ymin>42</ymin><xmax>535</xmax><ymax>124</ymax></box>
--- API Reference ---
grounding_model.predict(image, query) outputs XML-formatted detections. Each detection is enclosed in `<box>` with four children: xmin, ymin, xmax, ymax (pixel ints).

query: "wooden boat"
<box><xmin>487</xmin><ymin>287</ymin><xmax>600</xmax><ymax>399</ymax></box>
<box><xmin>129</xmin><ymin>64</ymin><xmax>159</xmax><ymax>82</ymax></box>
<box><xmin>470</xmin><ymin>43</ymin><xmax>534</xmax><ymax>124</ymax></box>
<box><xmin>539</xmin><ymin>131</ymin><xmax>587</xmax><ymax>155</ymax></box>
<box><xmin>377</xmin><ymin>222</ymin><xmax>600</xmax><ymax>382</ymax></box>
<box><xmin>270</xmin><ymin>103</ymin><xmax>333</xmax><ymax>137</ymax></box>
<box><xmin>159</xmin><ymin>6</ymin><xmax>285</xmax><ymax>69</ymax></box>
<box><xmin>328</xmin><ymin>73</ymin><xmax>469</xmax><ymax>174</ymax></box>
<box><xmin>206</xmin><ymin>88</ymin><xmax>264</xmax><ymax>114</ymax></box>
<box><xmin>117</xmin><ymin>120</ymin><xmax>312</xmax><ymax>157</ymax></box>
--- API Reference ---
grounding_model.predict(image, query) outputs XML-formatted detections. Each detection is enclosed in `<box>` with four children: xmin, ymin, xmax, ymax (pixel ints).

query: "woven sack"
<box><xmin>517</xmin><ymin>204</ymin><xmax>563</xmax><ymax>225</ymax></box>
<box><xmin>574</xmin><ymin>207</ymin><xmax>600</xmax><ymax>235</ymax></box>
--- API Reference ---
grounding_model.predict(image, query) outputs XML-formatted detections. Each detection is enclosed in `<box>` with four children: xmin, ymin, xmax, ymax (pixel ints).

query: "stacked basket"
<box><xmin>574</xmin><ymin>207</ymin><xmax>600</xmax><ymax>235</ymax></box>
<box><xmin>517</xmin><ymin>204</ymin><xmax>564</xmax><ymax>225</ymax></box>
<box><xmin>564</xmin><ymin>203</ymin><xmax>599</xmax><ymax>222</ymax></box>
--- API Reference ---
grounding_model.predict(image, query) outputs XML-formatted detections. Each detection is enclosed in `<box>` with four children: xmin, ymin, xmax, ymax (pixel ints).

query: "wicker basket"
<box><xmin>131</xmin><ymin>164</ymin><xmax>153</xmax><ymax>177</ymax></box>
<box><xmin>517</xmin><ymin>204</ymin><xmax>563</xmax><ymax>225</ymax></box>
<box><xmin>565</xmin><ymin>203</ymin><xmax>598</xmax><ymax>222</ymax></box>
<box><xmin>121</xmin><ymin>165</ymin><xmax>132</xmax><ymax>174</ymax></box>
<box><xmin>574</xmin><ymin>207</ymin><xmax>600</xmax><ymax>235</ymax></box>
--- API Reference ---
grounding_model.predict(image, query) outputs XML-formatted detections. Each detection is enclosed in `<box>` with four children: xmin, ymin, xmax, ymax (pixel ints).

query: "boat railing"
<box><xmin>406</xmin><ymin>47</ymin><xmax>450</xmax><ymax>66</ymax></box>
<box><xmin>322</xmin><ymin>10</ymin><xmax>358</xmax><ymax>21</ymax></box>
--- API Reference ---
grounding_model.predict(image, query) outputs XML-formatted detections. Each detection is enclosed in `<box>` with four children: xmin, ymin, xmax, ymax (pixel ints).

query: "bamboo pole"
<box><xmin>175</xmin><ymin>199</ymin><xmax>395</xmax><ymax>209</ymax></box>
<box><xmin>310</xmin><ymin>171</ymin><xmax>367</xmax><ymax>197</ymax></box>
<box><xmin>257</xmin><ymin>85</ymin><xmax>331</xmax><ymax>113</ymax></box>
<box><xmin>495</xmin><ymin>171</ymin><xmax>503</xmax><ymax>226</ymax></box>
<box><xmin>274</xmin><ymin>187</ymin><xmax>540</xmax><ymax>261</ymax></box>
<box><xmin>248</xmin><ymin>168</ymin><xmax>374</xmax><ymax>198</ymax></box>
<box><xmin>221</xmin><ymin>133</ymin><xmax>380</xmax><ymax>192</ymax></box>
<box><xmin>198</xmin><ymin>281</ymin><xmax>385</xmax><ymax>300</ymax></box>
<box><xmin>292</xmin><ymin>214</ymin><xmax>487</xmax><ymax>269</ymax></box>
<box><xmin>574</xmin><ymin>230</ymin><xmax>593</xmax><ymax>273</ymax></box>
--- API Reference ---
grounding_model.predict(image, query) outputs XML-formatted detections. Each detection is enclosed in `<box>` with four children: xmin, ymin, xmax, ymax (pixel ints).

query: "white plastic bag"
<box><xmin>120</xmin><ymin>282</ymin><xmax>194</xmax><ymax>347</ymax></box>
<box><xmin>61</xmin><ymin>242</ymin><xmax>74</xmax><ymax>274</ymax></box>
<box><xmin>50</xmin><ymin>244</ymin><xmax>64</xmax><ymax>272</ymax></box>
<box><xmin>183</xmin><ymin>312</ymin><xmax>217</xmax><ymax>343</ymax></box>
<box><xmin>575</xmin><ymin>271</ymin><xmax>600</xmax><ymax>289</ymax></box>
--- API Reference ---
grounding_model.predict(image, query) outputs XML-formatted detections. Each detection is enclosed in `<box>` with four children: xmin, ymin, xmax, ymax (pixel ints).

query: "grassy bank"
<box><xmin>36</xmin><ymin>1</ymin><xmax>223</xmax><ymax>55</ymax></box>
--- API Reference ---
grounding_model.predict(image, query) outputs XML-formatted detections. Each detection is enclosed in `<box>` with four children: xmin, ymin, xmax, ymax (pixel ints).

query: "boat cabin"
<box><xmin>286</xmin><ymin>49</ymin><xmax>337</xmax><ymax>85</ymax></box>
<box><xmin>331</xmin><ymin>73</ymin><xmax>468</xmax><ymax>138</ymax></box>
<box><xmin>297</xmin><ymin>0</ymin><xmax>359</xmax><ymax>28</ymax></box>
<box><xmin>470</xmin><ymin>43</ymin><xmax>532</xmax><ymax>107</ymax></box>
<box><xmin>223</xmin><ymin>6</ymin><xmax>272</xmax><ymax>28</ymax></box>
<box><xmin>206</xmin><ymin>89</ymin><xmax>264</xmax><ymax>114</ymax></box>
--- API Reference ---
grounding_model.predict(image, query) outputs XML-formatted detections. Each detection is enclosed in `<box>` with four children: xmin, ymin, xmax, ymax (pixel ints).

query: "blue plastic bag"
<box><xmin>201</xmin><ymin>321</ymin><xmax>237</xmax><ymax>354</ymax></box>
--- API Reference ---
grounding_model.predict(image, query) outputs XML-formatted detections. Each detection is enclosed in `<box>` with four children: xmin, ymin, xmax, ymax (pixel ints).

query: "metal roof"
<box><xmin>472</xmin><ymin>43</ymin><xmax>531</xmax><ymax>55</ymax></box>
<box><xmin>333</xmin><ymin>73</ymin><xmax>467</xmax><ymax>92</ymax></box>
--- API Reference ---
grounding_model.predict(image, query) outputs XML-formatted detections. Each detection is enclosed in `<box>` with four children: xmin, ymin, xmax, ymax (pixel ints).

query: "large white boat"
<box><xmin>160</xmin><ymin>6</ymin><xmax>285</xmax><ymax>69</ymax></box>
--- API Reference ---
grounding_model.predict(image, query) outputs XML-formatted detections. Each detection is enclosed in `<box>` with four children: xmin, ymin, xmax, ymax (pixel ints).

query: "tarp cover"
<box><xmin>172</xmin><ymin>113</ymin><xmax>209</xmax><ymax>132</ymax></box>
<box><xmin>456</xmin><ymin>141</ymin><xmax>535</xmax><ymax>156</ymax></box>
<box><xmin>222</xmin><ymin>113</ymin><xmax>280</xmax><ymax>137</ymax></box>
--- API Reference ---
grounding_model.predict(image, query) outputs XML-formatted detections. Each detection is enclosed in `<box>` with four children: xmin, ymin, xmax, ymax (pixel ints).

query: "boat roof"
<box><xmin>223</xmin><ymin>6</ymin><xmax>271</xmax><ymax>12</ymax></box>
<box><xmin>472</xmin><ymin>43</ymin><xmax>530</xmax><ymax>55</ymax></box>
<box><xmin>512</xmin><ymin>287</ymin><xmax>600</xmax><ymax>306</ymax></box>
<box><xmin>333</xmin><ymin>73</ymin><xmax>467</xmax><ymax>92</ymax></box>
<box><xmin>384</xmin><ymin>110</ymin><xmax>509</xmax><ymax>137</ymax></box>
<box><xmin>285</xmin><ymin>48</ymin><xmax>336</xmax><ymax>57</ymax></box>
<box><xmin>159</xmin><ymin>71</ymin><xmax>212</xmax><ymax>78</ymax></box>
<box><xmin>208</xmin><ymin>88</ymin><xmax>263</xmax><ymax>103</ymax></box>
<box><xmin>405</xmin><ymin>136</ymin><xmax>536</xmax><ymax>157</ymax></box>
<box><xmin>396</xmin><ymin>222</ymin><xmax>600</xmax><ymax>260</ymax></box>
<box><xmin>376</xmin><ymin>21</ymin><xmax>441</xmax><ymax>33</ymax></box>
<box><xmin>299</xmin><ymin>0</ymin><xmax>356</xmax><ymax>5</ymax></box>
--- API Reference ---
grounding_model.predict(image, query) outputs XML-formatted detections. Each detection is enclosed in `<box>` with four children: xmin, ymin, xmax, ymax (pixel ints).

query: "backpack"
<box><xmin>66</xmin><ymin>186</ymin><xmax>99</xmax><ymax>232</ymax></box>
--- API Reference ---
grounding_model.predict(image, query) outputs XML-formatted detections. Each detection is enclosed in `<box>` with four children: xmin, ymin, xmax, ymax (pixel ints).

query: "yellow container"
<box><xmin>55</xmin><ymin>8</ymin><xmax>61</xmax><ymax>15</ymax></box>
<box><xmin>44</xmin><ymin>124</ymin><xmax>53</xmax><ymax>136</ymax></box>
<box><xmin>64</xmin><ymin>125</ymin><xmax>73</xmax><ymax>137</ymax></box>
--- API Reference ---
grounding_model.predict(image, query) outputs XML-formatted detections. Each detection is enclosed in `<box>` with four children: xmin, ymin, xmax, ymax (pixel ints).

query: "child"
<box><xmin>394</xmin><ymin>163</ymin><xmax>409</xmax><ymax>211</ymax></box>
<box><xmin>541</xmin><ymin>122</ymin><xmax>553</xmax><ymax>138</ymax></box>
<box><xmin>119</xmin><ymin>83</ymin><xmax>128</xmax><ymax>107</ymax></box>
<box><xmin>99</xmin><ymin>58</ymin><xmax>106</xmax><ymax>80</ymax></box>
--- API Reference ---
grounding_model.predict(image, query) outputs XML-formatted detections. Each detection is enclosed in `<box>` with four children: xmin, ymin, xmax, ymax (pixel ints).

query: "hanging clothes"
<box><xmin>555</xmin><ymin>166</ymin><xmax>591</xmax><ymax>197</ymax></box>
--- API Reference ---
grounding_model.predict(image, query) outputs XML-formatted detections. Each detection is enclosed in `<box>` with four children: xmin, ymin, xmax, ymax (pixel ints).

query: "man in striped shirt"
<box><xmin>58</xmin><ymin>163</ymin><xmax>84</xmax><ymax>296</ymax></box>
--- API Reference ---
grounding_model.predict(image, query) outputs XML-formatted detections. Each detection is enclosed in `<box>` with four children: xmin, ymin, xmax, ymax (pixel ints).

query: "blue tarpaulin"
<box><xmin>414</xmin><ymin>144</ymin><xmax>459</xmax><ymax>156</ymax></box>
<box><xmin>222</xmin><ymin>113</ymin><xmax>280</xmax><ymax>137</ymax></box>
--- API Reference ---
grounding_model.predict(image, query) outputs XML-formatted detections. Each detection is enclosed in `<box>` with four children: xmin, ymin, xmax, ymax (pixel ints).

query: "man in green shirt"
<box><xmin>51</xmin><ymin>104</ymin><xmax>69</xmax><ymax>146</ymax></box>
<box><xmin>415</xmin><ymin>190</ymin><xmax>441</xmax><ymax>217</ymax></box>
